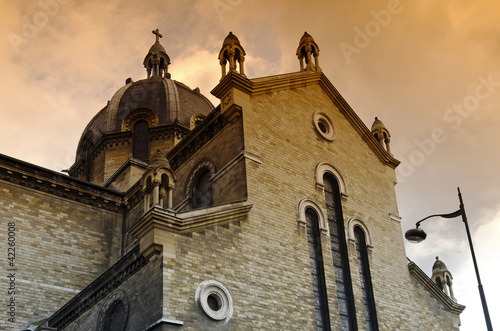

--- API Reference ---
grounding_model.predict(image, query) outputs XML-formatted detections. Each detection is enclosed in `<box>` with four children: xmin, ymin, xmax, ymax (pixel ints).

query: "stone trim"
<box><xmin>389</xmin><ymin>213</ymin><xmax>402</xmax><ymax>223</ymax></box>
<box><xmin>211</xmin><ymin>151</ymin><xmax>260</xmax><ymax>185</ymax></box>
<box><xmin>103</xmin><ymin>158</ymin><xmax>148</xmax><ymax>188</ymax></box>
<box><xmin>168</xmin><ymin>106</ymin><xmax>228</xmax><ymax>171</ymax></box>
<box><xmin>142</xmin><ymin>318</ymin><xmax>184</xmax><ymax>331</ymax></box>
<box><xmin>315</xmin><ymin>162</ymin><xmax>349</xmax><ymax>201</ymax></box>
<box><xmin>185</xmin><ymin>159</ymin><xmax>217</xmax><ymax>200</ymax></box>
<box><xmin>129</xmin><ymin>201</ymin><xmax>252</xmax><ymax>236</ymax></box>
<box><xmin>212</xmin><ymin>70</ymin><xmax>400</xmax><ymax>168</ymax></box>
<box><xmin>408</xmin><ymin>260</ymin><xmax>466</xmax><ymax>314</ymax></box>
<box><xmin>297</xmin><ymin>198</ymin><xmax>328</xmax><ymax>235</ymax></box>
<box><xmin>0</xmin><ymin>154</ymin><xmax>123</xmax><ymax>213</ymax></box>
<box><xmin>346</xmin><ymin>217</ymin><xmax>373</xmax><ymax>249</ymax></box>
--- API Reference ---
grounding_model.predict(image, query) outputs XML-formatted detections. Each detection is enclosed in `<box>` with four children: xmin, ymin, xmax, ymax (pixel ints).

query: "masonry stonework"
<box><xmin>0</xmin><ymin>31</ymin><xmax>464</xmax><ymax>331</ymax></box>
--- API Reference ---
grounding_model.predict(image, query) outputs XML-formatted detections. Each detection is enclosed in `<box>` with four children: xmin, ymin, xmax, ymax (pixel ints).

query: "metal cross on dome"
<box><xmin>152</xmin><ymin>29</ymin><xmax>162</xmax><ymax>42</ymax></box>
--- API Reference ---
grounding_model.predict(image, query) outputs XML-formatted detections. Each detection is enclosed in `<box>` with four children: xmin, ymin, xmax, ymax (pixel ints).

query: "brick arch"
<box><xmin>185</xmin><ymin>159</ymin><xmax>216</xmax><ymax>200</ymax></box>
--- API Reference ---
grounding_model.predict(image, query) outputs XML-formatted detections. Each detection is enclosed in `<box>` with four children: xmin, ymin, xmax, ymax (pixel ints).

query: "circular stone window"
<box><xmin>313</xmin><ymin>110</ymin><xmax>336</xmax><ymax>141</ymax></box>
<box><xmin>97</xmin><ymin>291</ymin><xmax>129</xmax><ymax>331</ymax></box>
<box><xmin>195</xmin><ymin>280</ymin><xmax>233</xmax><ymax>321</ymax></box>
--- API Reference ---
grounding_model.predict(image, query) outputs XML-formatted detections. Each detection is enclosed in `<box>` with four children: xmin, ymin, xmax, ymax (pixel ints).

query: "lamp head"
<box><xmin>405</xmin><ymin>227</ymin><xmax>427</xmax><ymax>243</ymax></box>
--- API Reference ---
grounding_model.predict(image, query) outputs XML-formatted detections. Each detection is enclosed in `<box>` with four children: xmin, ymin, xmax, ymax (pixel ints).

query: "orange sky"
<box><xmin>1</xmin><ymin>0</ymin><xmax>499</xmax><ymax>329</ymax></box>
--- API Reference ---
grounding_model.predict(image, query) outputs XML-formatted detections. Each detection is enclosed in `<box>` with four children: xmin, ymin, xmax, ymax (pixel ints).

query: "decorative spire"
<box><xmin>296</xmin><ymin>32</ymin><xmax>321</xmax><ymax>72</ymax></box>
<box><xmin>371</xmin><ymin>117</ymin><xmax>392</xmax><ymax>155</ymax></box>
<box><xmin>431</xmin><ymin>256</ymin><xmax>456</xmax><ymax>302</ymax></box>
<box><xmin>143</xmin><ymin>28</ymin><xmax>171</xmax><ymax>79</ymax></box>
<box><xmin>218</xmin><ymin>32</ymin><xmax>246</xmax><ymax>79</ymax></box>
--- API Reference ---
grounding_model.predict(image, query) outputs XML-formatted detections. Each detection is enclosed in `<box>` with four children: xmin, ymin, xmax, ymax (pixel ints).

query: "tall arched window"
<box><xmin>305</xmin><ymin>208</ymin><xmax>331</xmax><ymax>330</ymax></box>
<box><xmin>324</xmin><ymin>173</ymin><xmax>357</xmax><ymax>330</ymax></box>
<box><xmin>193</xmin><ymin>169</ymin><xmax>212</xmax><ymax>209</ymax></box>
<box><xmin>354</xmin><ymin>227</ymin><xmax>378</xmax><ymax>331</ymax></box>
<box><xmin>133</xmin><ymin>120</ymin><xmax>149</xmax><ymax>161</ymax></box>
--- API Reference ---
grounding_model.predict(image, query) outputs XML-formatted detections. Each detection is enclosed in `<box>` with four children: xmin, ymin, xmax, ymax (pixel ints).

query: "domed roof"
<box><xmin>299</xmin><ymin>31</ymin><xmax>315</xmax><ymax>45</ymax></box>
<box><xmin>147</xmin><ymin>149</ymin><xmax>171</xmax><ymax>169</ymax></box>
<box><xmin>74</xmin><ymin>76</ymin><xmax>214</xmax><ymax>164</ymax></box>
<box><xmin>371</xmin><ymin>117</ymin><xmax>387</xmax><ymax>132</ymax></box>
<box><xmin>432</xmin><ymin>256</ymin><xmax>449</xmax><ymax>273</ymax></box>
<box><xmin>222</xmin><ymin>31</ymin><xmax>241</xmax><ymax>48</ymax></box>
<box><xmin>148</xmin><ymin>40</ymin><xmax>167</xmax><ymax>55</ymax></box>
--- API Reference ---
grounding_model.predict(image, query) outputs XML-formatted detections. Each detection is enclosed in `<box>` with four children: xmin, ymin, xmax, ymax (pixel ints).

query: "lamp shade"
<box><xmin>405</xmin><ymin>228</ymin><xmax>427</xmax><ymax>243</ymax></box>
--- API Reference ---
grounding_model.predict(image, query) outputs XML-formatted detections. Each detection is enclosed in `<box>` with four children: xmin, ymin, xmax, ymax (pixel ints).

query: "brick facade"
<box><xmin>0</xmin><ymin>32</ymin><xmax>464</xmax><ymax>331</ymax></box>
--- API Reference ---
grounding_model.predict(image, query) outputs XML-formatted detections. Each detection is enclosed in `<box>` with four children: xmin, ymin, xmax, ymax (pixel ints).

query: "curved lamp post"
<box><xmin>405</xmin><ymin>187</ymin><xmax>492</xmax><ymax>331</ymax></box>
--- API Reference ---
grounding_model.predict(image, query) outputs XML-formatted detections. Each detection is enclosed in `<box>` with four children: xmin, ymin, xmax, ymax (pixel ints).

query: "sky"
<box><xmin>1</xmin><ymin>0</ymin><xmax>499</xmax><ymax>329</ymax></box>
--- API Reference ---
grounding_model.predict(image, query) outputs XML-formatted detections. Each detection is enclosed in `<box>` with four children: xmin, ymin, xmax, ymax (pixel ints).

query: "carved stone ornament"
<box><xmin>97</xmin><ymin>290</ymin><xmax>129</xmax><ymax>331</ymax></box>
<box><xmin>195</xmin><ymin>280</ymin><xmax>233</xmax><ymax>321</ymax></box>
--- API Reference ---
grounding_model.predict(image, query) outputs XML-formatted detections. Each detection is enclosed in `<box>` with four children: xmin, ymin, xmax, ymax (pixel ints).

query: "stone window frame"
<box><xmin>313</xmin><ymin>110</ymin><xmax>336</xmax><ymax>141</ymax></box>
<box><xmin>96</xmin><ymin>290</ymin><xmax>129</xmax><ymax>331</ymax></box>
<box><xmin>297</xmin><ymin>198</ymin><xmax>328</xmax><ymax>235</ymax></box>
<box><xmin>315</xmin><ymin>162</ymin><xmax>348</xmax><ymax>201</ymax></box>
<box><xmin>195</xmin><ymin>280</ymin><xmax>233</xmax><ymax>321</ymax></box>
<box><xmin>347</xmin><ymin>217</ymin><xmax>374</xmax><ymax>251</ymax></box>
<box><xmin>185</xmin><ymin>159</ymin><xmax>216</xmax><ymax>209</ymax></box>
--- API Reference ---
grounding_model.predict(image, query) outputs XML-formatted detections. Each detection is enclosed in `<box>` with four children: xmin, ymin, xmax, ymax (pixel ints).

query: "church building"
<box><xmin>0</xmin><ymin>30</ymin><xmax>465</xmax><ymax>330</ymax></box>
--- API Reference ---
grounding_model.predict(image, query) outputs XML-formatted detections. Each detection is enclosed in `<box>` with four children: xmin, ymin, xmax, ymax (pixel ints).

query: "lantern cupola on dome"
<box><xmin>144</xmin><ymin>29</ymin><xmax>171</xmax><ymax>78</ymax></box>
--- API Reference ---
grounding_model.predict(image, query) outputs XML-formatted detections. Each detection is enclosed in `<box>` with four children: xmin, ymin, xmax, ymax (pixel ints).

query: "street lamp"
<box><xmin>405</xmin><ymin>187</ymin><xmax>493</xmax><ymax>331</ymax></box>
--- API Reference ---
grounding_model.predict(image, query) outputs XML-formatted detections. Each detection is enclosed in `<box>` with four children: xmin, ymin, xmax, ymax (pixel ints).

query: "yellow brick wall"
<box><xmin>0</xmin><ymin>181</ymin><xmax>122</xmax><ymax>330</ymax></box>
<box><xmin>155</xmin><ymin>80</ymin><xmax>460</xmax><ymax>329</ymax></box>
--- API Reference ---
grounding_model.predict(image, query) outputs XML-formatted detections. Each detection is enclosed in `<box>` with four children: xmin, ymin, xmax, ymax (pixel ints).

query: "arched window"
<box><xmin>323</xmin><ymin>173</ymin><xmax>356</xmax><ymax>330</ymax></box>
<box><xmin>193</xmin><ymin>169</ymin><xmax>212</xmax><ymax>209</ymax></box>
<box><xmin>354</xmin><ymin>227</ymin><xmax>378</xmax><ymax>331</ymax></box>
<box><xmin>133</xmin><ymin>120</ymin><xmax>149</xmax><ymax>161</ymax></box>
<box><xmin>305</xmin><ymin>208</ymin><xmax>331</xmax><ymax>330</ymax></box>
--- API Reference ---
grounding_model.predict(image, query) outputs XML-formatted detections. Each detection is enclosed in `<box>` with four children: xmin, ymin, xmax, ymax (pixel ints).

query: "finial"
<box><xmin>152</xmin><ymin>28</ymin><xmax>163</xmax><ymax>43</ymax></box>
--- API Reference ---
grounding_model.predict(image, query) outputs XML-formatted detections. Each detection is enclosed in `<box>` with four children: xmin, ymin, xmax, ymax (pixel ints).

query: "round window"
<box><xmin>195</xmin><ymin>280</ymin><xmax>233</xmax><ymax>321</ymax></box>
<box><xmin>313</xmin><ymin>111</ymin><xmax>336</xmax><ymax>141</ymax></box>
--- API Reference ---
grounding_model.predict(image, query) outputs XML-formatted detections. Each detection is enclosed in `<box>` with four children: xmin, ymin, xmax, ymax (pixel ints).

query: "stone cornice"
<box><xmin>212</xmin><ymin>70</ymin><xmax>400</xmax><ymax>169</ymax></box>
<box><xmin>129</xmin><ymin>201</ymin><xmax>252</xmax><ymax>236</ymax></box>
<box><xmin>0</xmin><ymin>153</ymin><xmax>123</xmax><ymax>212</ymax></box>
<box><xmin>168</xmin><ymin>106</ymin><xmax>228</xmax><ymax>171</ymax></box>
<box><xmin>211</xmin><ymin>70</ymin><xmax>254</xmax><ymax>99</ymax></box>
<box><xmin>42</xmin><ymin>245</ymin><xmax>150</xmax><ymax>330</ymax></box>
<box><xmin>102</xmin><ymin>157</ymin><xmax>148</xmax><ymax>189</ymax></box>
<box><xmin>408</xmin><ymin>261</ymin><xmax>466</xmax><ymax>314</ymax></box>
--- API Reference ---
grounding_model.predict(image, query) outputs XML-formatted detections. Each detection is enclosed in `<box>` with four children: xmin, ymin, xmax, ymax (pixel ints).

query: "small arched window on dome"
<box><xmin>133</xmin><ymin>120</ymin><xmax>149</xmax><ymax>161</ymax></box>
<box><xmin>193</xmin><ymin>168</ymin><xmax>212</xmax><ymax>209</ymax></box>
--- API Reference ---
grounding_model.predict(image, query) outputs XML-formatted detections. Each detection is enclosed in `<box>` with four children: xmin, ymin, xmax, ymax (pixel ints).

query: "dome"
<box><xmin>148</xmin><ymin>149</ymin><xmax>171</xmax><ymax>169</ymax></box>
<box><xmin>299</xmin><ymin>31</ymin><xmax>315</xmax><ymax>45</ymax></box>
<box><xmin>432</xmin><ymin>256</ymin><xmax>449</xmax><ymax>273</ymax></box>
<box><xmin>70</xmin><ymin>29</ymin><xmax>214</xmax><ymax>184</ymax></box>
<box><xmin>147</xmin><ymin>41</ymin><xmax>167</xmax><ymax>56</ymax></box>
<box><xmin>371</xmin><ymin>117</ymin><xmax>387</xmax><ymax>132</ymax></box>
<box><xmin>222</xmin><ymin>31</ymin><xmax>241</xmax><ymax>48</ymax></box>
<box><xmin>75</xmin><ymin>76</ymin><xmax>214</xmax><ymax>159</ymax></box>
